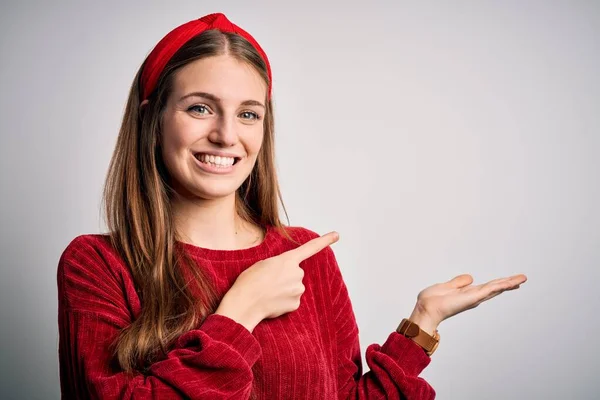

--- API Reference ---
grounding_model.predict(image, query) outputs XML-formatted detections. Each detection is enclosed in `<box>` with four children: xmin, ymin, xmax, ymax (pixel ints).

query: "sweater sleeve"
<box><xmin>57</xmin><ymin>236</ymin><xmax>261</xmax><ymax>400</ymax></box>
<box><xmin>323</xmin><ymin>247</ymin><xmax>437</xmax><ymax>400</ymax></box>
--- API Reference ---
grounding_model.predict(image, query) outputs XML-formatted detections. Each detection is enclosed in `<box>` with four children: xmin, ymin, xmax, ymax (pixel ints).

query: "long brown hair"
<box><xmin>102</xmin><ymin>29</ymin><xmax>290</xmax><ymax>373</ymax></box>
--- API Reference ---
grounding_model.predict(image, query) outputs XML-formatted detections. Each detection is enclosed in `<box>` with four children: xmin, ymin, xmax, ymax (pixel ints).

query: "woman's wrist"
<box><xmin>408</xmin><ymin>309</ymin><xmax>440</xmax><ymax>336</ymax></box>
<box><xmin>215</xmin><ymin>294</ymin><xmax>262</xmax><ymax>333</ymax></box>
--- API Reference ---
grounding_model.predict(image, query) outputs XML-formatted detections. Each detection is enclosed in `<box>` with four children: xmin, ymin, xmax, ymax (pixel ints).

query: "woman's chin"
<box><xmin>171</xmin><ymin>173</ymin><xmax>245</xmax><ymax>201</ymax></box>
<box><xmin>191</xmin><ymin>185</ymin><xmax>239</xmax><ymax>201</ymax></box>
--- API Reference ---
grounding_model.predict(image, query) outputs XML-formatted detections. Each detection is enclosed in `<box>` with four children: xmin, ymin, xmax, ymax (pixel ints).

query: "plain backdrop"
<box><xmin>1</xmin><ymin>1</ymin><xmax>599</xmax><ymax>399</ymax></box>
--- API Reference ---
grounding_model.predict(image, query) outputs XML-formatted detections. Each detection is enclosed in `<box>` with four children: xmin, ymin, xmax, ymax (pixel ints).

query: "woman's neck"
<box><xmin>171</xmin><ymin>194</ymin><xmax>263</xmax><ymax>250</ymax></box>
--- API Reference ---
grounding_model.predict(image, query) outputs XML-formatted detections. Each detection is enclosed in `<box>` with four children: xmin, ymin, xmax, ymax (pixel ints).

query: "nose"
<box><xmin>208</xmin><ymin>115</ymin><xmax>238</xmax><ymax>147</ymax></box>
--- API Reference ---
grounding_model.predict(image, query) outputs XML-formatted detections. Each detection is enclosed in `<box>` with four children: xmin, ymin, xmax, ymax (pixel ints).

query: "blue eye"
<box><xmin>188</xmin><ymin>104</ymin><xmax>211</xmax><ymax>114</ymax></box>
<box><xmin>240</xmin><ymin>111</ymin><xmax>260</xmax><ymax>120</ymax></box>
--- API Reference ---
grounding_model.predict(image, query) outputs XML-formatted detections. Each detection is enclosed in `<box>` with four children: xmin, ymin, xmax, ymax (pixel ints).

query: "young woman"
<box><xmin>57</xmin><ymin>12</ymin><xmax>527</xmax><ymax>399</ymax></box>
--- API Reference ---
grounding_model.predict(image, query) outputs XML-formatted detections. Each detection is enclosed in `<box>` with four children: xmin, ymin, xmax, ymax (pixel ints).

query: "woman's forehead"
<box><xmin>172</xmin><ymin>55</ymin><xmax>267</xmax><ymax>104</ymax></box>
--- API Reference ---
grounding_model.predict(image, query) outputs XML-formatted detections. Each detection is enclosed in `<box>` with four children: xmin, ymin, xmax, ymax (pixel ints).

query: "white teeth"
<box><xmin>196</xmin><ymin>153</ymin><xmax>235</xmax><ymax>167</ymax></box>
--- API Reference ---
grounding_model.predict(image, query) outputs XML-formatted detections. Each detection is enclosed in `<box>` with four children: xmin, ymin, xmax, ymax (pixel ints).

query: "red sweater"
<box><xmin>57</xmin><ymin>225</ymin><xmax>435</xmax><ymax>399</ymax></box>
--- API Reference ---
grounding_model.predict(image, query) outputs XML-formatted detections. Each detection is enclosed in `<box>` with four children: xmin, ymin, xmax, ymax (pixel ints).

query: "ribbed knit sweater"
<box><xmin>57</xmin><ymin>225</ymin><xmax>435</xmax><ymax>399</ymax></box>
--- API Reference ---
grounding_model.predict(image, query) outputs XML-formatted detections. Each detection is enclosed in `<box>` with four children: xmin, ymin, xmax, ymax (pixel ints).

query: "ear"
<box><xmin>140</xmin><ymin>99</ymin><xmax>149</xmax><ymax>110</ymax></box>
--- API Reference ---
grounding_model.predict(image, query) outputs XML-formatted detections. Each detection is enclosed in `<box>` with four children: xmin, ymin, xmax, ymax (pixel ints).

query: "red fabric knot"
<box><xmin>140</xmin><ymin>12</ymin><xmax>272</xmax><ymax>101</ymax></box>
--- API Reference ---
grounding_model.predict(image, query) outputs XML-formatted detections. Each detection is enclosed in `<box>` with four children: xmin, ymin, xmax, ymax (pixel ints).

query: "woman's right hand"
<box><xmin>215</xmin><ymin>231</ymin><xmax>339</xmax><ymax>332</ymax></box>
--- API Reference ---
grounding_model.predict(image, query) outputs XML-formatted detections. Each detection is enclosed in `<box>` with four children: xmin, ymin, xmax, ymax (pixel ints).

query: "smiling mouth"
<box><xmin>194</xmin><ymin>152</ymin><xmax>241</xmax><ymax>167</ymax></box>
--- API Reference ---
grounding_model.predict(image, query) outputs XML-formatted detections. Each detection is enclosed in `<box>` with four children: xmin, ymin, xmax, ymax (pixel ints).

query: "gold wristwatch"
<box><xmin>396</xmin><ymin>318</ymin><xmax>440</xmax><ymax>356</ymax></box>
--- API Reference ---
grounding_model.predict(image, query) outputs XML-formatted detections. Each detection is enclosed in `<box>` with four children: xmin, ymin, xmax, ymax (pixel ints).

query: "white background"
<box><xmin>1</xmin><ymin>1</ymin><xmax>598</xmax><ymax>398</ymax></box>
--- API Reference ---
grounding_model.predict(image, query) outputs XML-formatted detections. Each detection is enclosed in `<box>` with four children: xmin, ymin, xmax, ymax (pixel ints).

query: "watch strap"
<box><xmin>396</xmin><ymin>318</ymin><xmax>440</xmax><ymax>356</ymax></box>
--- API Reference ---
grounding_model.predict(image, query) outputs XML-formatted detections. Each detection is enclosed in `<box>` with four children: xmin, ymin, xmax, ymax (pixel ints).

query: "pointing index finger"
<box><xmin>286</xmin><ymin>231</ymin><xmax>339</xmax><ymax>262</ymax></box>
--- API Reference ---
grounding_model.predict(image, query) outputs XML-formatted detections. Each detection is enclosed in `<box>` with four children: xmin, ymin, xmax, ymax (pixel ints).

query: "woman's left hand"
<box><xmin>409</xmin><ymin>273</ymin><xmax>528</xmax><ymax>334</ymax></box>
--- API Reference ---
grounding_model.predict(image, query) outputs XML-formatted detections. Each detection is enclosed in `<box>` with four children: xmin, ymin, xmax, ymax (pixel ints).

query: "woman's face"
<box><xmin>160</xmin><ymin>54</ymin><xmax>267</xmax><ymax>201</ymax></box>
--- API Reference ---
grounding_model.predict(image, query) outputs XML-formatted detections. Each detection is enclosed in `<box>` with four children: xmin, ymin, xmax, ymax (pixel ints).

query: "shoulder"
<box><xmin>275</xmin><ymin>225</ymin><xmax>331</xmax><ymax>253</ymax></box>
<box><xmin>277</xmin><ymin>226</ymin><xmax>349</xmax><ymax>294</ymax></box>
<box><xmin>58</xmin><ymin>234</ymin><xmax>119</xmax><ymax>274</ymax></box>
<box><xmin>57</xmin><ymin>234</ymin><xmax>130</xmax><ymax>306</ymax></box>
<box><xmin>278</xmin><ymin>225</ymin><xmax>321</xmax><ymax>243</ymax></box>
<box><xmin>275</xmin><ymin>225</ymin><xmax>338</xmax><ymax>265</ymax></box>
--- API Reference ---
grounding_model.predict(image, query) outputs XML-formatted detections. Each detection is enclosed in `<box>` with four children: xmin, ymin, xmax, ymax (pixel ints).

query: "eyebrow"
<box><xmin>178</xmin><ymin>91</ymin><xmax>265</xmax><ymax>109</ymax></box>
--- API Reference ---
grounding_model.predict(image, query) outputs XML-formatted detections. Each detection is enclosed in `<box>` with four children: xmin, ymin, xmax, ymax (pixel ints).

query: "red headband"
<box><xmin>140</xmin><ymin>13</ymin><xmax>272</xmax><ymax>101</ymax></box>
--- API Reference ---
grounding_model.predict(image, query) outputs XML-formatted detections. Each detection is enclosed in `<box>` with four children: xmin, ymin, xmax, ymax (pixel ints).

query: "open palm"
<box><xmin>415</xmin><ymin>273</ymin><xmax>528</xmax><ymax>324</ymax></box>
